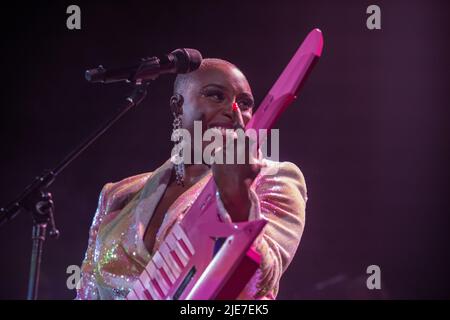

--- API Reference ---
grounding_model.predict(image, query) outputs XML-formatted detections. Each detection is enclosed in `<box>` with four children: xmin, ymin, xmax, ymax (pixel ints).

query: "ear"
<box><xmin>170</xmin><ymin>94</ymin><xmax>184</xmax><ymax>115</ymax></box>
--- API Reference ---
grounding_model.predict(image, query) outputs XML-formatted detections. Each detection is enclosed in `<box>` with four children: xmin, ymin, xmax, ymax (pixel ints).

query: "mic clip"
<box><xmin>132</xmin><ymin>56</ymin><xmax>162</xmax><ymax>84</ymax></box>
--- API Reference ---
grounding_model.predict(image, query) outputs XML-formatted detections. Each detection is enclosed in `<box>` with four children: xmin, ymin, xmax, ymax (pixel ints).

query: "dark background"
<box><xmin>0</xmin><ymin>0</ymin><xmax>448</xmax><ymax>299</ymax></box>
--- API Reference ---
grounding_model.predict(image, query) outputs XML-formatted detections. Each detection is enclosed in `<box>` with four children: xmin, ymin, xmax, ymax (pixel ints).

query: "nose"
<box><xmin>221</xmin><ymin>100</ymin><xmax>236</xmax><ymax>121</ymax></box>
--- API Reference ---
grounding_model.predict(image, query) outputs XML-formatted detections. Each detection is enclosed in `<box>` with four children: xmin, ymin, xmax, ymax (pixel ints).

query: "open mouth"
<box><xmin>206</xmin><ymin>123</ymin><xmax>237</xmax><ymax>136</ymax></box>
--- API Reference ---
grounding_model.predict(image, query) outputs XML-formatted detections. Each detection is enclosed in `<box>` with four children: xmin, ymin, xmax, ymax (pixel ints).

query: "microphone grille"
<box><xmin>172</xmin><ymin>48</ymin><xmax>202</xmax><ymax>73</ymax></box>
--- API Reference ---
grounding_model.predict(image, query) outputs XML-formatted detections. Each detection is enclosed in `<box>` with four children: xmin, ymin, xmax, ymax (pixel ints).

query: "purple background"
<box><xmin>0</xmin><ymin>0</ymin><xmax>449</xmax><ymax>299</ymax></box>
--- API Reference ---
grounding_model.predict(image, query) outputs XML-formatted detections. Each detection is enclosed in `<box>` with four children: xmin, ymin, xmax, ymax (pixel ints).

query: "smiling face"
<box><xmin>174</xmin><ymin>58</ymin><xmax>255</xmax><ymax>137</ymax></box>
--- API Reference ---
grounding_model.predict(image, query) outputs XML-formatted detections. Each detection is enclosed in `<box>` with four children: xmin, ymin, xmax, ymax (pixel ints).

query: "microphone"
<box><xmin>85</xmin><ymin>48</ymin><xmax>202</xmax><ymax>84</ymax></box>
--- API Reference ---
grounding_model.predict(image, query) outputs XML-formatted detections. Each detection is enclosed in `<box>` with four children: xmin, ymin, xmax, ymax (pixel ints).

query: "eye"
<box><xmin>237</xmin><ymin>98</ymin><xmax>254</xmax><ymax>110</ymax></box>
<box><xmin>202</xmin><ymin>89</ymin><xmax>225</xmax><ymax>102</ymax></box>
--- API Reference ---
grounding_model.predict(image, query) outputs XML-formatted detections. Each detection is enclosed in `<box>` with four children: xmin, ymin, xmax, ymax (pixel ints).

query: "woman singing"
<box><xmin>76</xmin><ymin>58</ymin><xmax>308</xmax><ymax>300</ymax></box>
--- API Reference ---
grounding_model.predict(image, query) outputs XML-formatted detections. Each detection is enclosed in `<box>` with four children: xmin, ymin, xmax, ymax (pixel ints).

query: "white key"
<box><xmin>173</xmin><ymin>224</ymin><xmax>195</xmax><ymax>255</ymax></box>
<box><xmin>146</xmin><ymin>260</ymin><xmax>170</xmax><ymax>295</ymax></box>
<box><xmin>143</xmin><ymin>261</ymin><xmax>163</xmax><ymax>299</ymax></box>
<box><xmin>127</xmin><ymin>288</ymin><xmax>139</xmax><ymax>300</ymax></box>
<box><xmin>135</xmin><ymin>278</ymin><xmax>154</xmax><ymax>300</ymax></box>
<box><xmin>166</xmin><ymin>233</ymin><xmax>189</xmax><ymax>266</ymax></box>
<box><xmin>153</xmin><ymin>250</ymin><xmax>176</xmax><ymax>285</ymax></box>
<box><xmin>159</xmin><ymin>242</ymin><xmax>182</xmax><ymax>278</ymax></box>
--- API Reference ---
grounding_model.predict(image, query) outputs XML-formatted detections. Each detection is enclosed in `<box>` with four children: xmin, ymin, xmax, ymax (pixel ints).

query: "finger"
<box><xmin>232</xmin><ymin>102</ymin><xmax>245</xmax><ymax>130</ymax></box>
<box><xmin>245</xmin><ymin>135</ymin><xmax>258</xmax><ymax>163</ymax></box>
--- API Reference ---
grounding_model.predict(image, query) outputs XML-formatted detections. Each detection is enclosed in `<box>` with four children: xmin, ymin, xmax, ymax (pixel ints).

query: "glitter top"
<box><xmin>76</xmin><ymin>159</ymin><xmax>307</xmax><ymax>300</ymax></box>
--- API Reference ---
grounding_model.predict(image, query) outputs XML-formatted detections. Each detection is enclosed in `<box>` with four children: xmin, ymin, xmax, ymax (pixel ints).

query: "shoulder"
<box><xmin>257</xmin><ymin>160</ymin><xmax>307</xmax><ymax>201</ymax></box>
<box><xmin>97</xmin><ymin>159</ymin><xmax>173</xmax><ymax>214</ymax></box>
<box><xmin>86</xmin><ymin>171</ymin><xmax>154</xmax><ymax>238</ymax></box>
<box><xmin>101</xmin><ymin>172</ymin><xmax>153</xmax><ymax>212</ymax></box>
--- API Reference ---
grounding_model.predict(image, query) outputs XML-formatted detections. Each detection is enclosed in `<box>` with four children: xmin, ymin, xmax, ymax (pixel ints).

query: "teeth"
<box><xmin>209</xmin><ymin>127</ymin><xmax>238</xmax><ymax>139</ymax></box>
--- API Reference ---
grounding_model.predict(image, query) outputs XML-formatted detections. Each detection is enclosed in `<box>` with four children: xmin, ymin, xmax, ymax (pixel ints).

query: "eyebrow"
<box><xmin>202</xmin><ymin>84</ymin><xmax>254</xmax><ymax>101</ymax></box>
<box><xmin>201</xmin><ymin>83</ymin><xmax>228</xmax><ymax>91</ymax></box>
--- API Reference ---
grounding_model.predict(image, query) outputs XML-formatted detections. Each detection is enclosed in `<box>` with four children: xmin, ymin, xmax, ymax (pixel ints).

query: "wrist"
<box><xmin>217</xmin><ymin>183</ymin><xmax>251</xmax><ymax>222</ymax></box>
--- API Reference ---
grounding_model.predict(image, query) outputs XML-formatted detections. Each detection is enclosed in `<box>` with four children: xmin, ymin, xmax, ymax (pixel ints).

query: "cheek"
<box><xmin>183</xmin><ymin>98</ymin><xmax>221</xmax><ymax>126</ymax></box>
<box><xmin>181</xmin><ymin>102</ymin><xmax>205</xmax><ymax>132</ymax></box>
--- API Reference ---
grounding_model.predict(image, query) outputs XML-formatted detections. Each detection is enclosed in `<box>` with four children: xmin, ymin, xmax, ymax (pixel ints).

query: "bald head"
<box><xmin>170</xmin><ymin>57</ymin><xmax>254</xmax><ymax>142</ymax></box>
<box><xmin>173</xmin><ymin>58</ymin><xmax>248</xmax><ymax>95</ymax></box>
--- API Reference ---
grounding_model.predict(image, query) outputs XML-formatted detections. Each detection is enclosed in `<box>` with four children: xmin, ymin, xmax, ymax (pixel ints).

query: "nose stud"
<box><xmin>232</xmin><ymin>102</ymin><xmax>239</xmax><ymax>111</ymax></box>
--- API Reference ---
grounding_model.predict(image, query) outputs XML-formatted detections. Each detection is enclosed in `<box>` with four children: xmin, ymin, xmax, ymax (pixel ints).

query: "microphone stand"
<box><xmin>0</xmin><ymin>82</ymin><xmax>149</xmax><ymax>300</ymax></box>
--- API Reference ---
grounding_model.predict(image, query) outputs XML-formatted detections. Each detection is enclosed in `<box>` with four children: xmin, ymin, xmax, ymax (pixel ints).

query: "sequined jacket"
<box><xmin>76</xmin><ymin>159</ymin><xmax>307</xmax><ymax>300</ymax></box>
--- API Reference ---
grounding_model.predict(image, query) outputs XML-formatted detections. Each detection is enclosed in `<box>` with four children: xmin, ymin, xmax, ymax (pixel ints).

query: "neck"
<box><xmin>181</xmin><ymin>163</ymin><xmax>210</xmax><ymax>186</ymax></box>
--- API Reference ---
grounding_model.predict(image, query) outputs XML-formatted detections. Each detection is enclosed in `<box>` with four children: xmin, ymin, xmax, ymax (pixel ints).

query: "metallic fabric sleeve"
<box><xmin>255</xmin><ymin>161</ymin><xmax>308</xmax><ymax>298</ymax></box>
<box><xmin>75</xmin><ymin>183</ymin><xmax>112</xmax><ymax>300</ymax></box>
